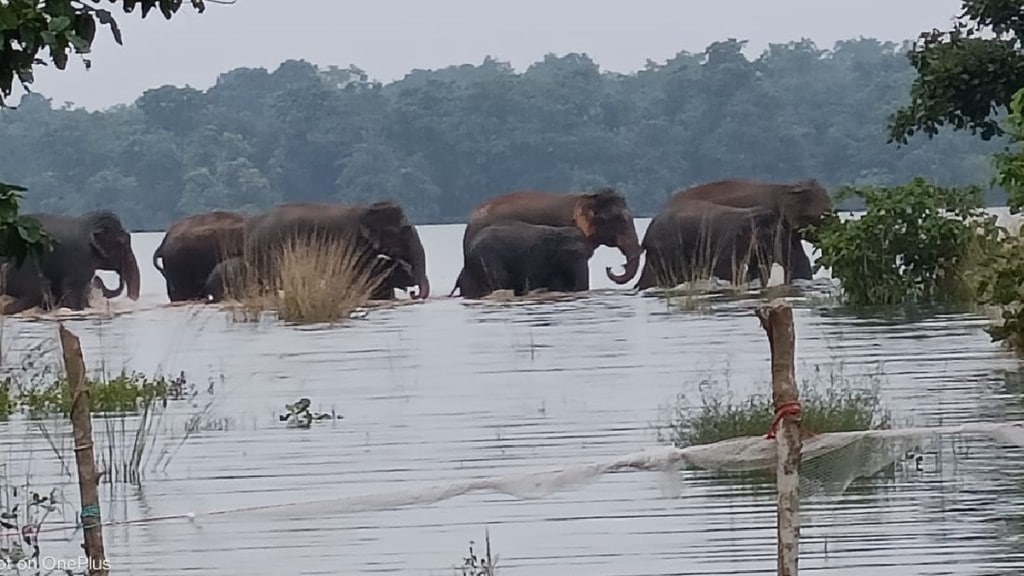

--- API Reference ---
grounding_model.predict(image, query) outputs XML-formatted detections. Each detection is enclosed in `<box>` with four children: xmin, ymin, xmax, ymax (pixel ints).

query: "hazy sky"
<box><xmin>13</xmin><ymin>0</ymin><xmax>963</xmax><ymax>111</ymax></box>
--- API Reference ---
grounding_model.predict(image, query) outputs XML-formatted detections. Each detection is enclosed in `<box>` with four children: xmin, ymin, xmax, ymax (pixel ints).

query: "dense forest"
<box><xmin>0</xmin><ymin>37</ymin><xmax>1010</xmax><ymax>231</ymax></box>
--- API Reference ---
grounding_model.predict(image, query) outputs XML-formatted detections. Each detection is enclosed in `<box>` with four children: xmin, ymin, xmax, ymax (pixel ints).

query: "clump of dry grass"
<box><xmin>226</xmin><ymin>233</ymin><xmax>389</xmax><ymax>325</ymax></box>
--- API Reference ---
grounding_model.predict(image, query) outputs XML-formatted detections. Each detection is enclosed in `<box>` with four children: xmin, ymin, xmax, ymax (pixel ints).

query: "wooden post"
<box><xmin>58</xmin><ymin>324</ymin><xmax>108</xmax><ymax>576</ymax></box>
<box><xmin>755</xmin><ymin>299</ymin><xmax>801</xmax><ymax>576</ymax></box>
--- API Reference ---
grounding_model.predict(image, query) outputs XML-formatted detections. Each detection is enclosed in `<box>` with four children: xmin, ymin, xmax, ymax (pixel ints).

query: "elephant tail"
<box><xmin>448</xmin><ymin>268</ymin><xmax>464</xmax><ymax>297</ymax></box>
<box><xmin>152</xmin><ymin>240</ymin><xmax>166</xmax><ymax>277</ymax></box>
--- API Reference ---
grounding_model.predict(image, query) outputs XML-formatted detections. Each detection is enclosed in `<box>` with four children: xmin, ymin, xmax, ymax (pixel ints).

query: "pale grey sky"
<box><xmin>14</xmin><ymin>0</ymin><xmax>963</xmax><ymax>111</ymax></box>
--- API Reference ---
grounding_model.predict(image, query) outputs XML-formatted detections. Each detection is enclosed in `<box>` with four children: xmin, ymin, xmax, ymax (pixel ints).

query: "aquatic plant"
<box><xmin>975</xmin><ymin>87</ymin><xmax>1024</xmax><ymax>355</ymax></box>
<box><xmin>454</xmin><ymin>528</ymin><xmax>498</xmax><ymax>576</ymax></box>
<box><xmin>17</xmin><ymin>370</ymin><xmax>176</xmax><ymax>419</ymax></box>
<box><xmin>657</xmin><ymin>362</ymin><xmax>891</xmax><ymax>449</ymax></box>
<box><xmin>809</xmin><ymin>177</ymin><xmax>1002</xmax><ymax>311</ymax></box>
<box><xmin>0</xmin><ymin>479</ymin><xmax>76</xmax><ymax>573</ymax></box>
<box><xmin>227</xmin><ymin>233</ymin><xmax>388</xmax><ymax>325</ymax></box>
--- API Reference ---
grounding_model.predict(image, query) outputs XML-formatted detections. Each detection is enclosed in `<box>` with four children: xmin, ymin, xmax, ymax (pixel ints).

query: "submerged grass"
<box><xmin>454</xmin><ymin>527</ymin><xmax>498</xmax><ymax>576</ymax></box>
<box><xmin>226</xmin><ymin>233</ymin><xmax>388</xmax><ymax>325</ymax></box>
<box><xmin>657</xmin><ymin>362</ymin><xmax>890</xmax><ymax>449</ymax></box>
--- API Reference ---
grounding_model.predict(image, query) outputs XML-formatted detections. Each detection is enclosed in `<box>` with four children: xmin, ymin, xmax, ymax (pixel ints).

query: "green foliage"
<box><xmin>0</xmin><ymin>378</ymin><xmax>15</xmax><ymax>421</ymax></box>
<box><xmin>975</xmin><ymin>87</ymin><xmax>1024</xmax><ymax>353</ymax></box>
<box><xmin>0</xmin><ymin>182</ymin><xmax>51</xmax><ymax>265</ymax></box>
<box><xmin>0</xmin><ymin>0</ymin><xmax>206</xmax><ymax>107</ymax></box>
<box><xmin>888</xmin><ymin>0</ymin><xmax>1024</xmax><ymax>144</ymax></box>
<box><xmin>0</xmin><ymin>38</ymin><xmax>1012</xmax><ymax>229</ymax></box>
<box><xmin>974</xmin><ymin>234</ymin><xmax>1024</xmax><ymax>352</ymax></box>
<box><xmin>0</xmin><ymin>0</ymin><xmax>206</xmax><ymax>267</ymax></box>
<box><xmin>16</xmin><ymin>370</ymin><xmax>172</xmax><ymax>418</ymax></box>
<box><xmin>993</xmin><ymin>88</ymin><xmax>1024</xmax><ymax>214</ymax></box>
<box><xmin>658</xmin><ymin>364</ymin><xmax>890</xmax><ymax>449</ymax></box>
<box><xmin>810</xmin><ymin>178</ymin><xmax>1001</xmax><ymax>308</ymax></box>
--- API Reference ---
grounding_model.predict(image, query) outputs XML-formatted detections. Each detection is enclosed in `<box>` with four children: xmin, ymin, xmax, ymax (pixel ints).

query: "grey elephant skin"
<box><xmin>202</xmin><ymin>256</ymin><xmax>247</xmax><ymax>303</ymax></box>
<box><xmin>0</xmin><ymin>210</ymin><xmax>141</xmax><ymax>314</ymax></box>
<box><xmin>242</xmin><ymin>200</ymin><xmax>429</xmax><ymax>300</ymax></box>
<box><xmin>449</xmin><ymin>187</ymin><xmax>642</xmax><ymax>296</ymax></box>
<box><xmin>153</xmin><ymin>211</ymin><xmax>248</xmax><ymax>302</ymax></box>
<box><xmin>459</xmin><ymin>221</ymin><xmax>594</xmax><ymax>299</ymax></box>
<box><xmin>635</xmin><ymin>201</ymin><xmax>782</xmax><ymax>289</ymax></box>
<box><xmin>637</xmin><ymin>179</ymin><xmax>833</xmax><ymax>289</ymax></box>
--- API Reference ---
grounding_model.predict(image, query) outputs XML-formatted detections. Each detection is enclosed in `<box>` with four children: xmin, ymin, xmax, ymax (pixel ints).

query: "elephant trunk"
<box><xmin>94</xmin><ymin>275</ymin><xmax>124</xmax><ymax>298</ymax></box>
<box><xmin>605</xmin><ymin>229</ymin><xmax>643</xmax><ymax>284</ymax></box>
<box><xmin>407</xmin><ymin>227</ymin><xmax>430</xmax><ymax>299</ymax></box>
<box><xmin>121</xmin><ymin>247</ymin><xmax>141</xmax><ymax>300</ymax></box>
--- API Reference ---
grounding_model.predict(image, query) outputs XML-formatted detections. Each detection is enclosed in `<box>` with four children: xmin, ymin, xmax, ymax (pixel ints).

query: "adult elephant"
<box><xmin>0</xmin><ymin>210</ymin><xmax>141</xmax><ymax>314</ymax></box>
<box><xmin>635</xmin><ymin>200</ymin><xmax>780</xmax><ymax>290</ymax></box>
<box><xmin>449</xmin><ymin>187</ymin><xmax>642</xmax><ymax>296</ymax></box>
<box><xmin>152</xmin><ymin>211</ymin><xmax>248</xmax><ymax>302</ymax></box>
<box><xmin>660</xmin><ymin>178</ymin><xmax>832</xmax><ymax>284</ymax></box>
<box><xmin>242</xmin><ymin>200</ymin><xmax>429</xmax><ymax>300</ymax></box>
<box><xmin>460</xmin><ymin>221</ymin><xmax>593</xmax><ymax>299</ymax></box>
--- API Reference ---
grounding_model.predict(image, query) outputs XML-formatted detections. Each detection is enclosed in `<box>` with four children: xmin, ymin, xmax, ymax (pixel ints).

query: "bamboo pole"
<box><xmin>58</xmin><ymin>324</ymin><xmax>109</xmax><ymax>576</ymax></box>
<box><xmin>755</xmin><ymin>298</ymin><xmax>802</xmax><ymax>576</ymax></box>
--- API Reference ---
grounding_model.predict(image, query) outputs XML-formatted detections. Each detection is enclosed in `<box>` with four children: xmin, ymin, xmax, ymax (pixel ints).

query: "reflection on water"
<box><xmin>0</xmin><ymin>221</ymin><xmax>1020</xmax><ymax>575</ymax></box>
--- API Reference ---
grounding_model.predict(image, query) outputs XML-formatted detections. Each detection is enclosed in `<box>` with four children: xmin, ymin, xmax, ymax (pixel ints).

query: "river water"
<box><xmin>0</xmin><ymin>216</ymin><xmax>1021</xmax><ymax>575</ymax></box>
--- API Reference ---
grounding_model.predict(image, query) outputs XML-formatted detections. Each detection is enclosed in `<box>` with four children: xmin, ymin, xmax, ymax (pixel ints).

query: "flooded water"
<box><xmin>0</xmin><ymin>215</ymin><xmax>1022</xmax><ymax>575</ymax></box>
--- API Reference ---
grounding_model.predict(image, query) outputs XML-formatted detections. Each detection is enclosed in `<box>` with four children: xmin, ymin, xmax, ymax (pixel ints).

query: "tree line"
<box><xmin>0</xmin><ymin>36</ymin><xmax>1011</xmax><ymax>231</ymax></box>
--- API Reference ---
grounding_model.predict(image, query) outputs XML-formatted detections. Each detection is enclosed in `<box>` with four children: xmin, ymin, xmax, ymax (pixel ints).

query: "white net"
<box><xmin>90</xmin><ymin>420</ymin><xmax>1024</xmax><ymax>528</ymax></box>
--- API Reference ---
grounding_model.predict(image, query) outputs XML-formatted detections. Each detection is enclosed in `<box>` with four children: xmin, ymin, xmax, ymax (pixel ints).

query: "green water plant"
<box><xmin>810</xmin><ymin>177</ymin><xmax>1002</xmax><ymax>310</ymax></box>
<box><xmin>18</xmin><ymin>370</ymin><xmax>175</xmax><ymax>419</ymax></box>
<box><xmin>975</xmin><ymin>87</ymin><xmax>1024</xmax><ymax>354</ymax></box>
<box><xmin>658</xmin><ymin>362</ymin><xmax>891</xmax><ymax>449</ymax></box>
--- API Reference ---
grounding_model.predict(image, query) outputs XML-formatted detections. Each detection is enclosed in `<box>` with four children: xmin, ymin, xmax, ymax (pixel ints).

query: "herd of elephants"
<box><xmin>0</xmin><ymin>178</ymin><xmax>833</xmax><ymax>315</ymax></box>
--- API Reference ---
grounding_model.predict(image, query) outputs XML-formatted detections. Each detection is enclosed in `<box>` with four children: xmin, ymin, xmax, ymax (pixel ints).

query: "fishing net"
<box><xmin>99</xmin><ymin>420</ymin><xmax>1024</xmax><ymax>526</ymax></box>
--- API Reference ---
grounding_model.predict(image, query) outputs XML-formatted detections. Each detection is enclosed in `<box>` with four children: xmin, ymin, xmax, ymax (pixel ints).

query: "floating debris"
<box><xmin>278</xmin><ymin>397</ymin><xmax>343</xmax><ymax>429</ymax></box>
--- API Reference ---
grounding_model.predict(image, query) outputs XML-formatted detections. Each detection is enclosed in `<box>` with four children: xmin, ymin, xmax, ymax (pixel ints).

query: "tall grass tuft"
<box><xmin>657</xmin><ymin>362</ymin><xmax>891</xmax><ymax>449</ymax></box>
<box><xmin>228</xmin><ymin>233</ymin><xmax>390</xmax><ymax>325</ymax></box>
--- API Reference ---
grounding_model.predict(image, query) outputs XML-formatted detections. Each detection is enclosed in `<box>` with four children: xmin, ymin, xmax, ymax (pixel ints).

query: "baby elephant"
<box><xmin>202</xmin><ymin>257</ymin><xmax>249</xmax><ymax>303</ymax></box>
<box><xmin>460</xmin><ymin>221</ymin><xmax>594</xmax><ymax>299</ymax></box>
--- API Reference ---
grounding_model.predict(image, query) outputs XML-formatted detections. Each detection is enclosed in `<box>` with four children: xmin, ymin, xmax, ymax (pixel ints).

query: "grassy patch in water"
<box><xmin>227</xmin><ymin>234</ymin><xmax>388</xmax><ymax>325</ymax></box>
<box><xmin>13</xmin><ymin>370</ymin><xmax>178</xmax><ymax>419</ymax></box>
<box><xmin>657</xmin><ymin>362</ymin><xmax>891</xmax><ymax>449</ymax></box>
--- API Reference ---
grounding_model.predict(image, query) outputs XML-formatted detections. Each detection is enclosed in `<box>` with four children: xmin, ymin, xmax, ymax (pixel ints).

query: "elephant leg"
<box><xmin>786</xmin><ymin>234</ymin><xmax>813</xmax><ymax>282</ymax></box>
<box><xmin>570</xmin><ymin>259</ymin><xmax>590</xmax><ymax>292</ymax></box>
<box><xmin>448</xmin><ymin>268</ymin><xmax>465</xmax><ymax>298</ymax></box>
<box><xmin>634</xmin><ymin>252</ymin><xmax>657</xmax><ymax>290</ymax></box>
<box><xmin>60</xmin><ymin>287</ymin><xmax>89</xmax><ymax>311</ymax></box>
<box><xmin>485</xmin><ymin>260</ymin><xmax>519</xmax><ymax>295</ymax></box>
<box><xmin>1</xmin><ymin>293</ymin><xmax>42</xmax><ymax>315</ymax></box>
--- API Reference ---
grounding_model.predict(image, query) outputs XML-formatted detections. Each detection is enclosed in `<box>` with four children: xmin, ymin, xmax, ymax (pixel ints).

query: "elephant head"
<box><xmin>86</xmin><ymin>211</ymin><xmax>141</xmax><ymax>301</ymax></box>
<box><xmin>572</xmin><ymin>187</ymin><xmax>642</xmax><ymax>284</ymax></box>
<box><xmin>773</xmin><ymin>180</ymin><xmax>832</xmax><ymax>232</ymax></box>
<box><xmin>358</xmin><ymin>201</ymin><xmax>430</xmax><ymax>299</ymax></box>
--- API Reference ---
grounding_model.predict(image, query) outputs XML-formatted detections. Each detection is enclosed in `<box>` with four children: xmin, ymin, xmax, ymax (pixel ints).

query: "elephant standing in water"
<box><xmin>152</xmin><ymin>211</ymin><xmax>248</xmax><ymax>302</ymax></box>
<box><xmin>0</xmin><ymin>210</ymin><xmax>141</xmax><ymax>314</ymax></box>
<box><xmin>242</xmin><ymin>200</ymin><xmax>429</xmax><ymax>300</ymax></box>
<box><xmin>653</xmin><ymin>178</ymin><xmax>833</xmax><ymax>285</ymax></box>
<box><xmin>449</xmin><ymin>187</ymin><xmax>642</xmax><ymax>296</ymax></box>
<box><xmin>460</xmin><ymin>221</ymin><xmax>593</xmax><ymax>299</ymax></box>
<box><xmin>635</xmin><ymin>201</ymin><xmax>781</xmax><ymax>290</ymax></box>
